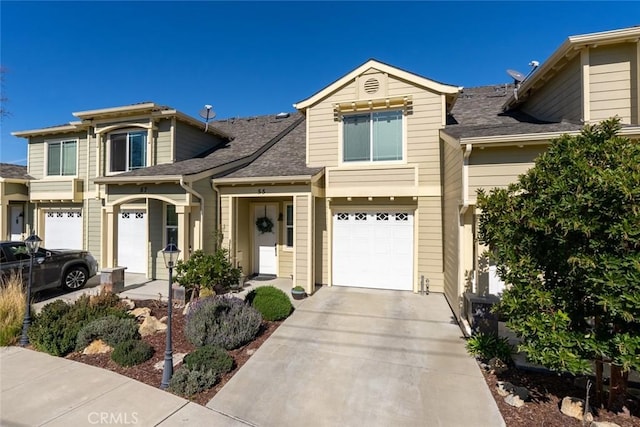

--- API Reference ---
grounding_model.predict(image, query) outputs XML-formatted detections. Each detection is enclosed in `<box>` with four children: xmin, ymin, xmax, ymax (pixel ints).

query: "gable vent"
<box><xmin>363</xmin><ymin>78</ymin><xmax>380</xmax><ymax>95</ymax></box>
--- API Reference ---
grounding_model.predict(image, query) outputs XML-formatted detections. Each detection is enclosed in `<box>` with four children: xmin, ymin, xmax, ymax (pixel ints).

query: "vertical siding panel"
<box><xmin>294</xmin><ymin>195</ymin><xmax>309</xmax><ymax>288</ymax></box>
<box><xmin>442</xmin><ymin>141</ymin><xmax>462</xmax><ymax>316</ymax></box>
<box><xmin>590</xmin><ymin>44</ymin><xmax>635</xmax><ymax>123</ymax></box>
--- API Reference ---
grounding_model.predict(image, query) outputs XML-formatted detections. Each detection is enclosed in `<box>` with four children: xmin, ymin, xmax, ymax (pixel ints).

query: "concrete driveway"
<box><xmin>208</xmin><ymin>286</ymin><xmax>504</xmax><ymax>427</ymax></box>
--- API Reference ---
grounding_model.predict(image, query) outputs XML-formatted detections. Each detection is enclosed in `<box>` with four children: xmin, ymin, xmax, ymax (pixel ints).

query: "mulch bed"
<box><xmin>65</xmin><ymin>299</ymin><xmax>281</xmax><ymax>406</ymax></box>
<box><xmin>480</xmin><ymin>364</ymin><xmax>639</xmax><ymax>426</ymax></box>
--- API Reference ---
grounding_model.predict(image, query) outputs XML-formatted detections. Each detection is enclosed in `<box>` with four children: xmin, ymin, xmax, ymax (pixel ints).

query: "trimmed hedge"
<box><xmin>185</xmin><ymin>296</ymin><xmax>261</xmax><ymax>350</ymax></box>
<box><xmin>75</xmin><ymin>315</ymin><xmax>140</xmax><ymax>351</ymax></box>
<box><xmin>111</xmin><ymin>339</ymin><xmax>154</xmax><ymax>367</ymax></box>
<box><xmin>168</xmin><ymin>366</ymin><xmax>217</xmax><ymax>397</ymax></box>
<box><xmin>245</xmin><ymin>286</ymin><xmax>293</xmax><ymax>321</ymax></box>
<box><xmin>183</xmin><ymin>345</ymin><xmax>234</xmax><ymax>376</ymax></box>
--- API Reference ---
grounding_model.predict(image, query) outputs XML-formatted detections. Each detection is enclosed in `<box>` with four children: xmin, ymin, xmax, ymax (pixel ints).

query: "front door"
<box><xmin>253</xmin><ymin>204</ymin><xmax>277</xmax><ymax>276</ymax></box>
<box><xmin>9</xmin><ymin>205</ymin><xmax>24</xmax><ymax>240</ymax></box>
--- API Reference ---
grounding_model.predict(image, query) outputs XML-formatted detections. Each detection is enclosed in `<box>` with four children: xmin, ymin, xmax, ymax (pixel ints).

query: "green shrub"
<box><xmin>183</xmin><ymin>345</ymin><xmax>234</xmax><ymax>375</ymax></box>
<box><xmin>466</xmin><ymin>333</ymin><xmax>514</xmax><ymax>363</ymax></box>
<box><xmin>246</xmin><ymin>286</ymin><xmax>293</xmax><ymax>321</ymax></box>
<box><xmin>0</xmin><ymin>272</ymin><xmax>26</xmax><ymax>346</ymax></box>
<box><xmin>111</xmin><ymin>339</ymin><xmax>154</xmax><ymax>367</ymax></box>
<box><xmin>174</xmin><ymin>249</ymin><xmax>242</xmax><ymax>297</ymax></box>
<box><xmin>168</xmin><ymin>366</ymin><xmax>218</xmax><ymax>396</ymax></box>
<box><xmin>75</xmin><ymin>315</ymin><xmax>140</xmax><ymax>351</ymax></box>
<box><xmin>28</xmin><ymin>292</ymin><xmax>129</xmax><ymax>356</ymax></box>
<box><xmin>185</xmin><ymin>296</ymin><xmax>261</xmax><ymax>350</ymax></box>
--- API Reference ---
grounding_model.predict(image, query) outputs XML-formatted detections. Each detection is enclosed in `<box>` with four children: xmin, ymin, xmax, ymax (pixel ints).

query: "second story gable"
<box><xmin>504</xmin><ymin>27</ymin><xmax>640</xmax><ymax>125</ymax></box>
<box><xmin>294</xmin><ymin>60</ymin><xmax>461</xmax><ymax>194</ymax></box>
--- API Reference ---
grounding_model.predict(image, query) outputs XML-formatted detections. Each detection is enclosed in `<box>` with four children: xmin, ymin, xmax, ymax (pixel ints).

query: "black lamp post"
<box><xmin>20</xmin><ymin>232</ymin><xmax>42</xmax><ymax>347</ymax></box>
<box><xmin>160</xmin><ymin>243</ymin><xmax>180</xmax><ymax>390</ymax></box>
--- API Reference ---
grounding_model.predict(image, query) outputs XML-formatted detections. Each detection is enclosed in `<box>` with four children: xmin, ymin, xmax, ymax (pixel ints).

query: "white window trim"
<box><xmin>44</xmin><ymin>138</ymin><xmax>79</xmax><ymax>178</ymax></box>
<box><xmin>164</xmin><ymin>203</ymin><xmax>178</xmax><ymax>247</ymax></box>
<box><xmin>282</xmin><ymin>202</ymin><xmax>294</xmax><ymax>251</ymax></box>
<box><xmin>338</xmin><ymin>109</ymin><xmax>407</xmax><ymax>166</ymax></box>
<box><xmin>106</xmin><ymin>128</ymin><xmax>148</xmax><ymax>175</ymax></box>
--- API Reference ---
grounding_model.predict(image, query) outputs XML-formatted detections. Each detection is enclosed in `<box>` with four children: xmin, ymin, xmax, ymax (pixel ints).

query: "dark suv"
<box><xmin>0</xmin><ymin>241</ymin><xmax>99</xmax><ymax>292</ymax></box>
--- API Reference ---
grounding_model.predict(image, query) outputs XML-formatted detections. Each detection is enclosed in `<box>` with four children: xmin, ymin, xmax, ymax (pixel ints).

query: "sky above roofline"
<box><xmin>2</xmin><ymin>1</ymin><xmax>639</xmax><ymax>164</ymax></box>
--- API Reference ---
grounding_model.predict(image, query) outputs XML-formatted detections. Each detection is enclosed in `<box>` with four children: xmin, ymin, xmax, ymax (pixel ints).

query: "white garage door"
<box><xmin>118</xmin><ymin>210</ymin><xmax>147</xmax><ymax>274</ymax></box>
<box><xmin>44</xmin><ymin>210</ymin><xmax>83</xmax><ymax>249</ymax></box>
<box><xmin>333</xmin><ymin>210</ymin><xmax>414</xmax><ymax>291</ymax></box>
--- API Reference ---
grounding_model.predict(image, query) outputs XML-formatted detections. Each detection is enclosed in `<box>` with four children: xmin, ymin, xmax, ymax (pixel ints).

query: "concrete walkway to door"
<box><xmin>208</xmin><ymin>286</ymin><xmax>505</xmax><ymax>427</ymax></box>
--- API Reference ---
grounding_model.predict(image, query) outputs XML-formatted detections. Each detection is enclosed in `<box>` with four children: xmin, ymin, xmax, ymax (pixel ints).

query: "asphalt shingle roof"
<box><xmin>100</xmin><ymin>113</ymin><xmax>303</xmax><ymax>179</ymax></box>
<box><xmin>444</xmin><ymin>85</ymin><xmax>583</xmax><ymax>139</ymax></box>
<box><xmin>220</xmin><ymin>117</ymin><xmax>322</xmax><ymax>179</ymax></box>
<box><xmin>0</xmin><ymin>163</ymin><xmax>31</xmax><ymax>180</ymax></box>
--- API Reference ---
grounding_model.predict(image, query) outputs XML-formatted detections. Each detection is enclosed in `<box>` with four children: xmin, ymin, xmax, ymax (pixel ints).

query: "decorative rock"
<box><xmin>153</xmin><ymin>353</ymin><xmax>187</xmax><ymax>371</ymax></box>
<box><xmin>139</xmin><ymin>315</ymin><xmax>167</xmax><ymax>336</ymax></box>
<box><xmin>504</xmin><ymin>393</ymin><xmax>525</xmax><ymax>408</ymax></box>
<box><xmin>82</xmin><ymin>339</ymin><xmax>113</xmax><ymax>355</ymax></box>
<box><xmin>159</xmin><ymin>316</ymin><xmax>167</xmax><ymax>323</ymax></box>
<box><xmin>488</xmin><ymin>357</ymin><xmax>508</xmax><ymax>374</ymax></box>
<box><xmin>182</xmin><ymin>302</ymin><xmax>191</xmax><ymax>316</ymax></box>
<box><xmin>121</xmin><ymin>298</ymin><xmax>135</xmax><ymax>310</ymax></box>
<box><xmin>496</xmin><ymin>381</ymin><xmax>516</xmax><ymax>397</ymax></box>
<box><xmin>246</xmin><ymin>349</ymin><xmax>256</xmax><ymax>356</ymax></box>
<box><xmin>590</xmin><ymin>422</ymin><xmax>621</xmax><ymax>427</ymax></box>
<box><xmin>561</xmin><ymin>396</ymin><xmax>592</xmax><ymax>421</ymax></box>
<box><xmin>130</xmin><ymin>307</ymin><xmax>151</xmax><ymax>320</ymax></box>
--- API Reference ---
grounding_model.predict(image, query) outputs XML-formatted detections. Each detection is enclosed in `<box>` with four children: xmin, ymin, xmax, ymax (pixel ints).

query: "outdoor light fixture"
<box><xmin>20</xmin><ymin>232</ymin><xmax>42</xmax><ymax>347</ymax></box>
<box><xmin>160</xmin><ymin>243</ymin><xmax>180</xmax><ymax>389</ymax></box>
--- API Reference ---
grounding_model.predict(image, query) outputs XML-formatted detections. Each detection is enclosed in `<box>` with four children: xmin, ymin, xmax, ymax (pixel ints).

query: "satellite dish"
<box><xmin>199</xmin><ymin>105</ymin><xmax>216</xmax><ymax>132</ymax></box>
<box><xmin>506</xmin><ymin>69</ymin><xmax>526</xmax><ymax>84</ymax></box>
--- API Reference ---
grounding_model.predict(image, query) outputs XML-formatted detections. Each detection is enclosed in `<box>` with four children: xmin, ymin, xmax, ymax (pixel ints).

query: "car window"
<box><xmin>0</xmin><ymin>248</ymin><xmax>7</xmax><ymax>263</ymax></box>
<box><xmin>5</xmin><ymin>244</ymin><xmax>30</xmax><ymax>261</ymax></box>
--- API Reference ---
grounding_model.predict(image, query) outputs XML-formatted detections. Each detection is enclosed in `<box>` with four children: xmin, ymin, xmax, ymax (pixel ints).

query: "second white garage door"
<box><xmin>44</xmin><ymin>210</ymin><xmax>83</xmax><ymax>249</ymax></box>
<box><xmin>332</xmin><ymin>210</ymin><xmax>414</xmax><ymax>291</ymax></box>
<box><xmin>118</xmin><ymin>210</ymin><xmax>147</xmax><ymax>274</ymax></box>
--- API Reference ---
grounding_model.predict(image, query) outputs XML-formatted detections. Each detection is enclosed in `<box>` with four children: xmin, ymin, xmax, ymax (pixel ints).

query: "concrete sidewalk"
<box><xmin>0</xmin><ymin>346</ymin><xmax>248</xmax><ymax>426</ymax></box>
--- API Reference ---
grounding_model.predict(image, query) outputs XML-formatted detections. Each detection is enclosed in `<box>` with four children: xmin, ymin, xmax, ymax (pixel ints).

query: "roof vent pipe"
<box><xmin>276</xmin><ymin>112</ymin><xmax>290</xmax><ymax>119</ymax></box>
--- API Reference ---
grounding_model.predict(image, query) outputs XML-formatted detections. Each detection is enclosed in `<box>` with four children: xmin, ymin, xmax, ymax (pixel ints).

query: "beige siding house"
<box><xmin>9</xmin><ymin>26</ymin><xmax>640</xmax><ymax>322</ymax></box>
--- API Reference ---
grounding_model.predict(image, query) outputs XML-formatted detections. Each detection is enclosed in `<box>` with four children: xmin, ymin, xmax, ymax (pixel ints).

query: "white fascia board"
<box><xmin>72</xmin><ymin>103</ymin><xmax>158</xmax><ymax>119</ymax></box>
<box><xmin>93</xmin><ymin>175</ymin><xmax>183</xmax><ymax>184</ymax></box>
<box><xmin>12</xmin><ymin>123</ymin><xmax>84</xmax><ymax>137</ymax></box>
<box><xmin>294</xmin><ymin>59</ymin><xmax>461</xmax><ymax>110</ymax></box>
<box><xmin>212</xmin><ymin>175</ymin><xmax>313</xmax><ymax>185</ymax></box>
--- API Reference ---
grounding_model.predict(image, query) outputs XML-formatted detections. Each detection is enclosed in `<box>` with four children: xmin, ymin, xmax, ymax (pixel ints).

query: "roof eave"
<box><xmin>93</xmin><ymin>175</ymin><xmax>183</xmax><ymax>184</ymax></box>
<box><xmin>12</xmin><ymin>122</ymin><xmax>86</xmax><ymax>138</ymax></box>
<box><xmin>72</xmin><ymin>102</ymin><xmax>158</xmax><ymax>119</ymax></box>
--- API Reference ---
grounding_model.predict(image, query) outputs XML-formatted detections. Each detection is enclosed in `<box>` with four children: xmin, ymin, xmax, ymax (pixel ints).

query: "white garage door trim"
<box><xmin>118</xmin><ymin>210</ymin><xmax>147</xmax><ymax>274</ymax></box>
<box><xmin>44</xmin><ymin>210</ymin><xmax>83</xmax><ymax>250</ymax></box>
<box><xmin>332</xmin><ymin>209</ymin><xmax>414</xmax><ymax>291</ymax></box>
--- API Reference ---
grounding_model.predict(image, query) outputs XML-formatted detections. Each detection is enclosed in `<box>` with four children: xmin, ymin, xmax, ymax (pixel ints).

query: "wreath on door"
<box><xmin>256</xmin><ymin>216</ymin><xmax>274</xmax><ymax>234</ymax></box>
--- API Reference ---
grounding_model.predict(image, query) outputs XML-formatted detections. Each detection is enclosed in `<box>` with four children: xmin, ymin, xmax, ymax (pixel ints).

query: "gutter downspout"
<box><xmin>179</xmin><ymin>178</ymin><xmax>204</xmax><ymax>255</ymax></box>
<box><xmin>460</xmin><ymin>143</ymin><xmax>474</xmax><ymax>293</ymax></box>
<box><xmin>211</xmin><ymin>180</ymin><xmax>222</xmax><ymax>250</ymax></box>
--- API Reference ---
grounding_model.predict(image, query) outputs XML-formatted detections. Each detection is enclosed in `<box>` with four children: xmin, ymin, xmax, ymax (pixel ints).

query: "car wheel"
<box><xmin>63</xmin><ymin>266</ymin><xmax>88</xmax><ymax>290</ymax></box>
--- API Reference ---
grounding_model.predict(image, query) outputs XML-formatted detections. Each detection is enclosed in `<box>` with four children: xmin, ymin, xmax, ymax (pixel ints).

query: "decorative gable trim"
<box><xmin>294</xmin><ymin>59</ymin><xmax>461</xmax><ymax>110</ymax></box>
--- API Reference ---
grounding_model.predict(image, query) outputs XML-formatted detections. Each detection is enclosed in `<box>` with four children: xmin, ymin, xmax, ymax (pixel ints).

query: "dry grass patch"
<box><xmin>0</xmin><ymin>272</ymin><xmax>26</xmax><ymax>346</ymax></box>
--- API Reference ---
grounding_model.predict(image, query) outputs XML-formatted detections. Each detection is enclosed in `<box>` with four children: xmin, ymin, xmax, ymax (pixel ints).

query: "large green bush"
<box><xmin>168</xmin><ymin>366</ymin><xmax>218</xmax><ymax>397</ymax></box>
<box><xmin>185</xmin><ymin>296</ymin><xmax>261</xmax><ymax>350</ymax></box>
<box><xmin>183</xmin><ymin>345</ymin><xmax>234</xmax><ymax>375</ymax></box>
<box><xmin>465</xmin><ymin>333</ymin><xmax>514</xmax><ymax>363</ymax></box>
<box><xmin>75</xmin><ymin>315</ymin><xmax>140</xmax><ymax>351</ymax></box>
<box><xmin>245</xmin><ymin>286</ymin><xmax>293</xmax><ymax>321</ymax></box>
<box><xmin>28</xmin><ymin>292</ymin><xmax>130</xmax><ymax>356</ymax></box>
<box><xmin>111</xmin><ymin>339</ymin><xmax>154</xmax><ymax>367</ymax></box>
<box><xmin>174</xmin><ymin>249</ymin><xmax>241</xmax><ymax>297</ymax></box>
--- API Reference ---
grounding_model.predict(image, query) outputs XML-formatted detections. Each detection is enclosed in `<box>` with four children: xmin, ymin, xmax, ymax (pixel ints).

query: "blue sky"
<box><xmin>1</xmin><ymin>1</ymin><xmax>639</xmax><ymax>165</ymax></box>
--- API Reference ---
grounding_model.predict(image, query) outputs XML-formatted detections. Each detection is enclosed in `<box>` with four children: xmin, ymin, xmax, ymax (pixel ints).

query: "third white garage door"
<box><xmin>332</xmin><ymin>210</ymin><xmax>414</xmax><ymax>291</ymax></box>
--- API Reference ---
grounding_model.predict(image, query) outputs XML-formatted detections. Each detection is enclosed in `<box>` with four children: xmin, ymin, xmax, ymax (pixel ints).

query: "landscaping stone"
<box><xmin>121</xmin><ymin>298</ymin><xmax>135</xmax><ymax>310</ymax></box>
<box><xmin>139</xmin><ymin>315</ymin><xmax>167</xmax><ymax>336</ymax></box>
<box><xmin>130</xmin><ymin>307</ymin><xmax>151</xmax><ymax>319</ymax></box>
<box><xmin>560</xmin><ymin>396</ymin><xmax>593</xmax><ymax>421</ymax></box>
<box><xmin>246</xmin><ymin>349</ymin><xmax>255</xmax><ymax>356</ymax></box>
<box><xmin>182</xmin><ymin>302</ymin><xmax>191</xmax><ymax>316</ymax></box>
<box><xmin>159</xmin><ymin>316</ymin><xmax>167</xmax><ymax>323</ymax></box>
<box><xmin>504</xmin><ymin>393</ymin><xmax>525</xmax><ymax>408</ymax></box>
<box><xmin>153</xmin><ymin>353</ymin><xmax>187</xmax><ymax>371</ymax></box>
<box><xmin>497</xmin><ymin>381</ymin><xmax>516</xmax><ymax>397</ymax></box>
<box><xmin>82</xmin><ymin>339</ymin><xmax>113</xmax><ymax>355</ymax></box>
<box><xmin>489</xmin><ymin>357</ymin><xmax>508</xmax><ymax>374</ymax></box>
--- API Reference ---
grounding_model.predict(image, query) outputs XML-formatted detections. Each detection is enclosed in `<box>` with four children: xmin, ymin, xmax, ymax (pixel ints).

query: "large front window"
<box><xmin>343</xmin><ymin>110</ymin><xmax>403</xmax><ymax>162</ymax></box>
<box><xmin>47</xmin><ymin>140</ymin><xmax>77</xmax><ymax>176</ymax></box>
<box><xmin>109</xmin><ymin>131</ymin><xmax>147</xmax><ymax>172</ymax></box>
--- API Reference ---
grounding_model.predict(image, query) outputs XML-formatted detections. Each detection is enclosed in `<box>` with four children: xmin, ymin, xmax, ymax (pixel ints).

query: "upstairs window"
<box><xmin>109</xmin><ymin>131</ymin><xmax>146</xmax><ymax>172</ymax></box>
<box><xmin>343</xmin><ymin>110</ymin><xmax>403</xmax><ymax>162</ymax></box>
<box><xmin>47</xmin><ymin>140</ymin><xmax>77</xmax><ymax>176</ymax></box>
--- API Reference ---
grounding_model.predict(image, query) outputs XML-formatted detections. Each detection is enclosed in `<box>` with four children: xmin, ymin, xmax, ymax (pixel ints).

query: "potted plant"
<box><xmin>291</xmin><ymin>285</ymin><xmax>307</xmax><ymax>300</ymax></box>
